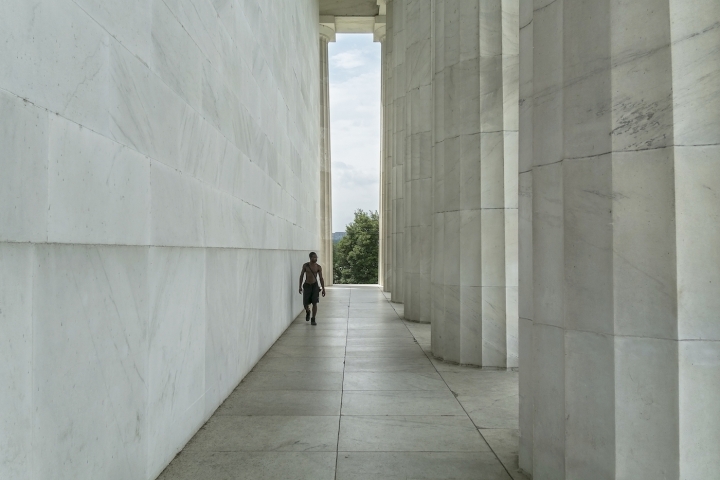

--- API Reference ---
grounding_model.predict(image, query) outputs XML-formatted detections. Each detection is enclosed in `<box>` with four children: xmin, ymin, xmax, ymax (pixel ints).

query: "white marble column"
<box><xmin>402</xmin><ymin>0</ymin><xmax>433</xmax><ymax>323</ymax></box>
<box><xmin>383</xmin><ymin>1</ymin><xmax>396</xmax><ymax>295</ymax></box>
<box><xmin>430</xmin><ymin>0</ymin><xmax>519</xmax><ymax>367</ymax></box>
<box><xmin>501</xmin><ymin>0</ymin><xmax>520</xmax><ymax>368</ymax></box>
<box><xmin>378</xmin><ymin>37</ymin><xmax>385</xmax><ymax>289</ymax></box>
<box><xmin>386</xmin><ymin>20</ymin><xmax>396</xmax><ymax>295</ymax></box>
<box><xmin>389</xmin><ymin>0</ymin><xmax>405</xmax><ymax>303</ymax></box>
<box><xmin>378</xmin><ymin>30</ymin><xmax>391</xmax><ymax>292</ymax></box>
<box><xmin>319</xmin><ymin>30</ymin><xmax>334</xmax><ymax>285</ymax></box>
<box><xmin>517</xmin><ymin>0</ymin><xmax>534</xmax><ymax>472</ymax></box>
<box><xmin>518</xmin><ymin>0</ymin><xmax>720</xmax><ymax>478</ymax></box>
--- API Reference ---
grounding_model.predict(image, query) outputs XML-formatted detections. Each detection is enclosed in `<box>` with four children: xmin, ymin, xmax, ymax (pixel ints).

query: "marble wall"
<box><xmin>0</xmin><ymin>0</ymin><xmax>321</xmax><ymax>478</ymax></box>
<box><xmin>517</xmin><ymin>0</ymin><xmax>720</xmax><ymax>478</ymax></box>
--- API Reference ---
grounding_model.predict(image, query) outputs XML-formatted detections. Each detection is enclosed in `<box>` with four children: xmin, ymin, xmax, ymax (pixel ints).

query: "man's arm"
<box><xmin>318</xmin><ymin>266</ymin><xmax>326</xmax><ymax>296</ymax></box>
<box><xmin>298</xmin><ymin>265</ymin><xmax>305</xmax><ymax>293</ymax></box>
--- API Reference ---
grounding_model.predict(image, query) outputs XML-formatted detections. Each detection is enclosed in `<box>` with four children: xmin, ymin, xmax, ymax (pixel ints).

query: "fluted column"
<box><xmin>384</xmin><ymin>1</ymin><xmax>396</xmax><ymax>295</ymax></box>
<box><xmin>501</xmin><ymin>0</ymin><xmax>520</xmax><ymax>367</ymax></box>
<box><xmin>379</xmin><ymin>30</ymin><xmax>391</xmax><ymax>292</ymax></box>
<box><xmin>389</xmin><ymin>0</ymin><xmax>405</xmax><ymax>303</ymax></box>
<box><xmin>402</xmin><ymin>0</ymin><xmax>433</xmax><ymax>323</ymax></box>
<box><xmin>430</xmin><ymin>0</ymin><xmax>519</xmax><ymax>367</ymax></box>
<box><xmin>378</xmin><ymin>37</ymin><xmax>386</xmax><ymax>288</ymax></box>
<box><xmin>518</xmin><ymin>0</ymin><xmax>720</xmax><ymax>478</ymax></box>
<box><xmin>319</xmin><ymin>30</ymin><xmax>334</xmax><ymax>284</ymax></box>
<box><xmin>517</xmin><ymin>0</ymin><xmax>533</xmax><ymax>473</ymax></box>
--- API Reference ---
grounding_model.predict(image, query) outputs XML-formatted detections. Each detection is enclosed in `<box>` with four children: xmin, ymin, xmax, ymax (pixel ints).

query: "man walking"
<box><xmin>299</xmin><ymin>252</ymin><xmax>326</xmax><ymax>325</ymax></box>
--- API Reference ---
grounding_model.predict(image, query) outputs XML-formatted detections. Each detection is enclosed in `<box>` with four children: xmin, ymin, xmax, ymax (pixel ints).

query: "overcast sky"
<box><xmin>329</xmin><ymin>34</ymin><xmax>381</xmax><ymax>233</ymax></box>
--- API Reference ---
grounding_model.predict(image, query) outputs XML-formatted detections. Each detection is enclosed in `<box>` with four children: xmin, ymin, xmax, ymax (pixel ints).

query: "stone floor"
<box><xmin>158</xmin><ymin>286</ymin><xmax>527</xmax><ymax>480</ymax></box>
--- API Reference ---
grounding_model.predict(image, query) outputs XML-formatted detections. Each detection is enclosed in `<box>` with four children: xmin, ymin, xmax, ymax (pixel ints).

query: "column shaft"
<box><xmin>517</xmin><ymin>0</ymin><xmax>533</xmax><ymax>473</ymax></box>
<box><xmin>379</xmin><ymin>38</ymin><xmax>386</xmax><ymax>289</ymax></box>
<box><xmin>518</xmin><ymin>0</ymin><xmax>720</xmax><ymax>477</ymax></box>
<box><xmin>430</xmin><ymin>0</ymin><xmax>519</xmax><ymax>367</ymax></box>
<box><xmin>319</xmin><ymin>36</ymin><xmax>333</xmax><ymax>285</ymax></box>
<box><xmin>383</xmin><ymin>8</ymin><xmax>395</xmax><ymax>294</ymax></box>
<box><xmin>390</xmin><ymin>0</ymin><xmax>405</xmax><ymax>303</ymax></box>
<box><xmin>402</xmin><ymin>0</ymin><xmax>433</xmax><ymax>323</ymax></box>
<box><xmin>382</xmin><ymin>0</ymin><xmax>520</xmax><ymax>363</ymax></box>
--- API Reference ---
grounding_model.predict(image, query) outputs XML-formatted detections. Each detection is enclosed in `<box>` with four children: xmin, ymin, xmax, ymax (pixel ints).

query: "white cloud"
<box><xmin>328</xmin><ymin>34</ymin><xmax>381</xmax><ymax>232</ymax></box>
<box><xmin>331</xmin><ymin>49</ymin><xmax>367</xmax><ymax>70</ymax></box>
<box><xmin>334</xmin><ymin>161</ymin><xmax>379</xmax><ymax>188</ymax></box>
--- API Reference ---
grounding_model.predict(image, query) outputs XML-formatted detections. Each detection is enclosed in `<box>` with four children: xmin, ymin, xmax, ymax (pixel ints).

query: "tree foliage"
<box><xmin>333</xmin><ymin>210</ymin><xmax>379</xmax><ymax>284</ymax></box>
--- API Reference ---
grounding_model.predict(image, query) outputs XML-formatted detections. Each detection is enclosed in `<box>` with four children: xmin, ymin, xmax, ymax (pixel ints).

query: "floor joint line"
<box><xmin>424</xmin><ymin>351</ymin><xmax>515</xmax><ymax>479</ymax></box>
<box><xmin>333</xmin><ymin>288</ymin><xmax>350</xmax><ymax>480</ymax></box>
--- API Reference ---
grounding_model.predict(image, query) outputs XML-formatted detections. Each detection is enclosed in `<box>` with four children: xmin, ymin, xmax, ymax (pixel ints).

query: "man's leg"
<box><xmin>311</xmin><ymin>301</ymin><xmax>318</xmax><ymax>325</ymax></box>
<box><xmin>304</xmin><ymin>302</ymin><xmax>311</xmax><ymax>321</ymax></box>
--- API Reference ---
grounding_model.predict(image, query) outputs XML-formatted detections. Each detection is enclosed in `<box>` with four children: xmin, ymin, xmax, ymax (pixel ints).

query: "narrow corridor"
<box><xmin>158</xmin><ymin>286</ymin><xmax>526</xmax><ymax>479</ymax></box>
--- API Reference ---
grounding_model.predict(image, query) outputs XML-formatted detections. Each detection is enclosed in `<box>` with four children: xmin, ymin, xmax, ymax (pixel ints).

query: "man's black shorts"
<box><xmin>303</xmin><ymin>282</ymin><xmax>320</xmax><ymax>305</ymax></box>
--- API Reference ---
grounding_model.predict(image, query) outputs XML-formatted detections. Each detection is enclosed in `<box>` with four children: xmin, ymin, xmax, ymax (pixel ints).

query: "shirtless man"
<box><xmin>299</xmin><ymin>252</ymin><xmax>326</xmax><ymax>325</ymax></box>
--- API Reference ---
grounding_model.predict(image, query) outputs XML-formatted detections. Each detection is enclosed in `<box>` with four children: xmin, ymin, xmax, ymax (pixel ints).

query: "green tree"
<box><xmin>334</xmin><ymin>210</ymin><xmax>379</xmax><ymax>284</ymax></box>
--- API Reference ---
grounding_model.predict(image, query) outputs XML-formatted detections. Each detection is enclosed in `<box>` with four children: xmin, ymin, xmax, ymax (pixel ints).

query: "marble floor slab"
<box><xmin>288</xmin><ymin>324</ymin><xmax>348</xmax><ymax>332</ymax></box>
<box><xmin>264</xmin><ymin>345</ymin><xmax>347</xmax><ymax>357</ymax></box>
<box><xmin>283</xmin><ymin>324</ymin><xmax>348</xmax><ymax>334</ymax></box>
<box><xmin>347</xmin><ymin>316</ymin><xmax>403</xmax><ymax>324</ymax></box>
<box><xmin>419</xmin><ymin>343</ymin><xmax>433</xmax><ymax>354</ymax></box>
<box><xmin>336</xmin><ymin>452</ymin><xmax>512</xmax><ymax>480</ymax></box>
<box><xmin>343</xmin><ymin>356</ymin><xmax>439</xmax><ymax>372</ymax></box>
<box><xmin>214</xmin><ymin>390</ymin><xmax>342</xmax><ymax>416</ymax></box>
<box><xmin>274</xmin><ymin>335</ymin><xmax>348</xmax><ymax>347</ymax></box>
<box><xmin>338</xmin><ymin>415</ymin><xmax>489</xmax><ymax>452</ymax></box>
<box><xmin>158</xmin><ymin>286</ymin><xmax>527</xmax><ymax>480</ymax></box>
<box><xmin>344</xmin><ymin>345</ymin><xmax>426</xmax><ymax>357</ymax></box>
<box><xmin>291</xmin><ymin>316</ymin><xmax>348</xmax><ymax>325</ymax></box>
<box><xmin>237</xmin><ymin>371</ymin><xmax>344</xmax><ymax>391</ymax></box>
<box><xmin>341</xmin><ymin>390</ymin><xmax>467</xmax><ymax>416</ymax></box>
<box><xmin>405</xmin><ymin>324</ymin><xmax>432</xmax><ymax>343</ymax></box>
<box><xmin>345</xmin><ymin>327</ymin><xmax>413</xmax><ymax>338</ymax></box>
<box><xmin>250</xmin><ymin>356</ymin><xmax>345</xmax><ymax>373</ymax></box>
<box><xmin>346</xmin><ymin>324</ymin><xmax>411</xmax><ymax>334</ymax></box>
<box><xmin>343</xmin><ymin>371</ymin><xmax>447</xmax><ymax>391</ymax></box>
<box><xmin>184</xmin><ymin>416</ymin><xmax>339</xmax><ymax>452</ymax></box>
<box><xmin>159</xmin><ymin>452</ymin><xmax>337</xmax><ymax>480</ymax></box>
<box><xmin>481</xmin><ymin>429</ymin><xmax>528</xmax><ymax>480</ymax></box>
<box><xmin>441</xmin><ymin>371</ymin><xmax>519</xmax><ymax>396</ymax></box>
<box><xmin>440</xmin><ymin>371</ymin><xmax>520</xmax><ymax>429</ymax></box>
<box><xmin>347</xmin><ymin>311</ymin><xmax>400</xmax><ymax>318</ymax></box>
<box><xmin>346</xmin><ymin>335</ymin><xmax>418</xmax><ymax>348</ymax></box>
<box><xmin>459</xmin><ymin>395</ymin><xmax>520</xmax><ymax>429</ymax></box>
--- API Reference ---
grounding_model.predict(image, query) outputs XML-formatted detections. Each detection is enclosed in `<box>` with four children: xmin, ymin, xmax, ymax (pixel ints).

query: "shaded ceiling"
<box><xmin>320</xmin><ymin>0</ymin><xmax>379</xmax><ymax>16</ymax></box>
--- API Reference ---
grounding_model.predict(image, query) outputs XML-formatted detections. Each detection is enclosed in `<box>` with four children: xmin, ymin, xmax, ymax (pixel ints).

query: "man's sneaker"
<box><xmin>306</xmin><ymin>310</ymin><xmax>310</xmax><ymax>322</ymax></box>
<box><xmin>311</xmin><ymin>318</ymin><xmax>317</xmax><ymax>326</ymax></box>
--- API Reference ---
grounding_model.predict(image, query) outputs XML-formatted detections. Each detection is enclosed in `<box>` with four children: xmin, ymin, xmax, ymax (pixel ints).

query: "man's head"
<box><xmin>309</xmin><ymin>252</ymin><xmax>318</xmax><ymax>263</ymax></box>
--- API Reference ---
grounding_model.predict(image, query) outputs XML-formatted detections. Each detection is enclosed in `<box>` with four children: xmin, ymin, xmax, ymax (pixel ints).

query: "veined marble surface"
<box><xmin>517</xmin><ymin>0</ymin><xmax>720</xmax><ymax>477</ymax></box>
<box><xmin>0</xmin><ymin>0</ymin><xmax>321</xmax><ymax>478</ymax></box>
<box><xmin>427</xmin><ymin>0</ymin><xmax>520</xmax><ymax>368</ymax></box>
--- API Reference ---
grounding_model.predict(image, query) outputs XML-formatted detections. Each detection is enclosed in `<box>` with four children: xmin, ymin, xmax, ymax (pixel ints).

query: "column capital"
<box><xmin>377</xmin><ymin>0</ymin><xmax>387</xmax><ymax>16</ymax></box>
<box><xmin>319</xmin><ymin>15</ymin><xmax>336</xmax><ymax>42</ymax></box>
<box><xmin>373</xmin><ymin>16</ymin><xmax>386</xmax><ymax>42</ymax></box>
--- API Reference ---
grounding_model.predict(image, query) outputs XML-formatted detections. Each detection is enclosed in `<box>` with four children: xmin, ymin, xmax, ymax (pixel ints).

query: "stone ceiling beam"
<box><xmin>319</xmin><ymin>14</ymin><xmax>386</xmax><ymax>38</ymax></box>
<box><xmin>319</xmin><ymin>0</ymin><xmax>379</xmax><ymax>16</ymax></box>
